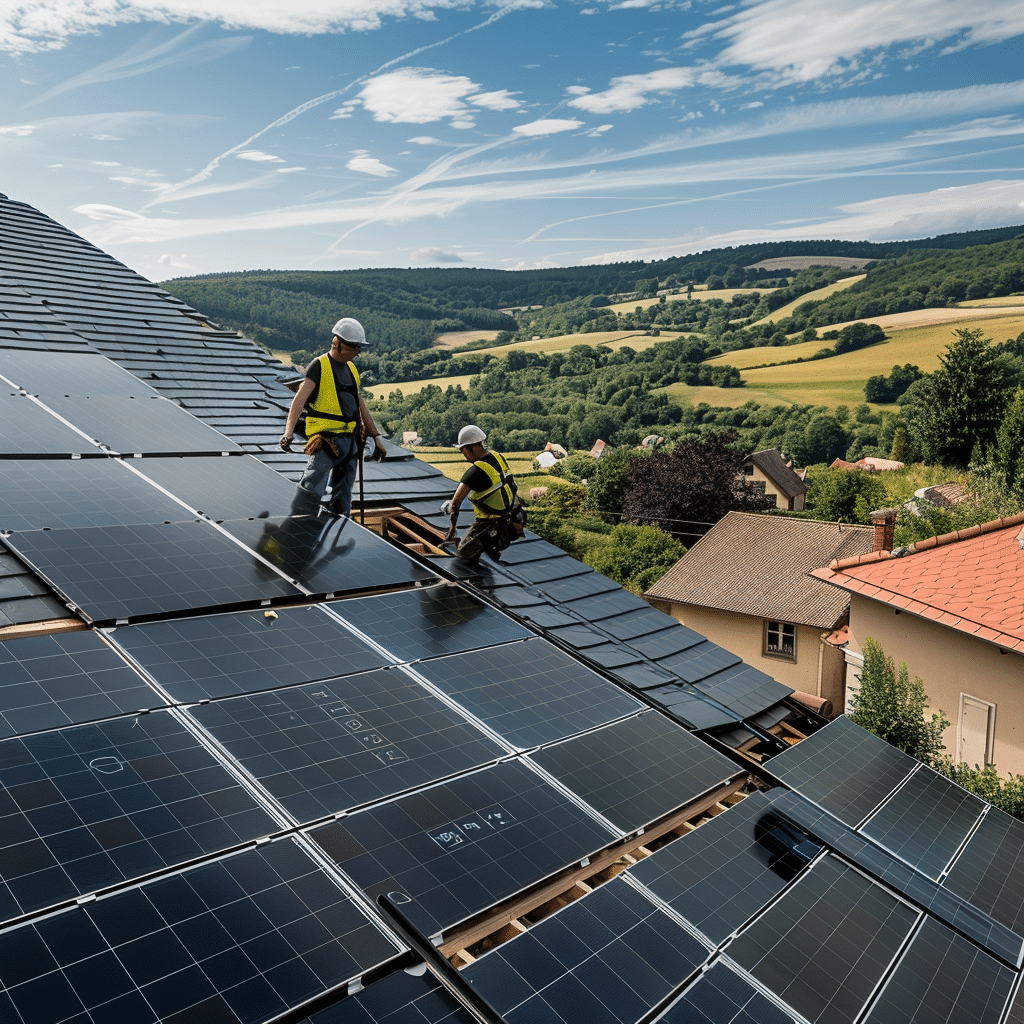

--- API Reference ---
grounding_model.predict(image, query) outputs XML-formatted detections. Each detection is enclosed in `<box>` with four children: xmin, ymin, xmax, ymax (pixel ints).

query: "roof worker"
<box><xmin>280</xmin><ymin>317</ymin><xmax>385</xmax><ymax>516</ymax></box>
<box><xmin>442</xmin><ymin>425</ymin><xmax>527</xmax><ymax>563</ymax></box>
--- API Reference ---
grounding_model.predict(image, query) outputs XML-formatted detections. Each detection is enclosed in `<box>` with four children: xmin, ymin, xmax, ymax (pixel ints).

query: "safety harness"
<box><xmin>303</xmin><ymin>355</ymin><xmax>360</xmax><ymax>438</ymax></box>
<box><xmin>467</xmin><ymin>451</ymin><xmax>519</xmax><ymax>518</ymax></box>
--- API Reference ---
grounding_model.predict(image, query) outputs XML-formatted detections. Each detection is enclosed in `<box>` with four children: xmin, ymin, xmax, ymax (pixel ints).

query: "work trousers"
<box><xmin>294</xmin><ymin>434</ymin><xmax>359</xmax><ymax>516</ymax></box>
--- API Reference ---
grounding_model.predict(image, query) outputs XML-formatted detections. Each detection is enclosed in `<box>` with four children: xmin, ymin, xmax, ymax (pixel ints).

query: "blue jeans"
<box><xmin>293</xmin><ymin>435</ymin><xmax>359</xmax><ymax>516</ymax></box>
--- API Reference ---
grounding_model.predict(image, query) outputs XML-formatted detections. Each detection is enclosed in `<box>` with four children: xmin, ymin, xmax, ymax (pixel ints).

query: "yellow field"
<box><xmin>606</xmin><ymin>288</ymin><xmax>772</xmax><ymax>314</ymax></box>
<box><xmin>660</xmin><ymin>381</ymin><xmax>875</xmax><ymax>408</ymax></box>
<box><xmin>451</xmin><ymin>329</ymin><xmax>681</xmax><ymax>360</ymax></box>
<box><xmin>364</xmin><ymin>373</ymin><xmax>477</xmax><ymax>399</ymax></box>
<box><xmin>750</xmin><ymin>275</ymin><xmax>865</xmax><ymax>325</ymax></box>
<box><xmin>432</xmin><ymin>329</ymin><xmax>503</xmax><ymax>349</ymax></box>
<box><xmin>958</xmin><ymin>296</ymin><xmax>1024</xmax><ymax>308</ymax></box>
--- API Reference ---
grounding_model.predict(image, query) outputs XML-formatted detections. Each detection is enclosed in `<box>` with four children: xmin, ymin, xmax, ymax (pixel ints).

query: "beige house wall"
<box><xmin>747</xmin><ymin>465</ymin><xmax>806</xmax><ymax>511</ymax></box>
<box><xmin>847</xmin><ymin>596</ymin><xmax>1024</xmax><ymax>775</ymax></box>
<box><xmin>656</xmin><ymin>601</ymin><xmax>830</xmax><ymax>697</ymax></box>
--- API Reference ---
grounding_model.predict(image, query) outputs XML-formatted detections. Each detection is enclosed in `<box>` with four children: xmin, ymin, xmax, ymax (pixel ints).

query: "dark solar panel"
<box><xmin>0</xmin><ymin>391</ymin><xmax>101</xmax><ymax>457</ymax></box>
<box><xmin>41</xmin><ymin>395</ymin><xmax>242</xmax><ymax>455</ymax></box>
<box><xmin>861</xmin><ymin>917</ymin><xmax>1015</xmax><ymax>1024</ymax></box>
<box><xmin>0</xmin><ymin>350</ymin><xmax>158</xmax><ymax>398</ymax></box>
<box><xmin>109</xmin><ymin>605</ymin><xmax>392</xmax><ymax>702</ymax></box>
<box><xmin>861</xmin><ymin>768</ymin><xmax>985</xmax><ymax>879</ymax></box>
<box><xmin>462</xmin><ymin>876</ymin><xmax>709</xmax><ymax>1024</ymax></box>
<box><xmin>337</xmin><ymin>585</ymin><xmax>533</xmax><ymax>663</ymax></box>
<box><xmin>629</xmin><ymin>791</ymin><xmax>819</xmax><ymax>944</ymax></box>
<box><xmin>4</xmin><ymin>519</ymin><xmax>302</xmax><ymax>624</ymax></box>
<box><xmin>412</xmin><ymin>636</ymin><xmax>642</xmax><ymax>748</ymax></box>
<box><xmin>765</xmin><ymin>717</ymin><xmax>916</xmax><ymax>826</ymax></box>
<box><xmin>220</xmin><ymin>515</ymin><xmax>436</xmax><ymax>598</ymax></box>
<box><xmin>0</xmin><ymin>629</ymin><xmax>162</xmax><ymax>739</ymax></box>
<box><xmin>530</xmin><ymin>711</ymin><xmax>740</xmax><ymax>833</ymax></box>
<box><xmin>0</xmin><ymin>457</ymin><xmax>192</xmax><ymax>532</ymax></box>
<box><xmin>133</xmin><ymin>454</ymin><xmax>307</xmax><ymax>521</ymax></box>
<box><xmin>944</xmin><ymin>807</ymin><xmax>1024</xmax><ymax>936</ymax></box>
<box><xmin>726</xmin><ymin>855</ymin><xmax>919</xmax><ymax>1024</ymax></box>
<box><xmin>190</xmin><ymin>671</ymin><xmax>503</xmax><ymax>823</ymax></box>
<box><xmin>300</xmin><ymin>968</ymin><xmax>477</xmax><ymax>1023</ymax></box>
<box><xmin>310</xmin><ymin>759</ymin><xmax>617</xmax><ymax>934</ymax></box>
<box><xmin>0</xmin><ymin>711</ymin><xmax>278</xmax><ymax>924</ymax></box>
<box><xmin>0</xmin><ymin>839</ymin><xmax>398</xmax><ymax>1024</ymax></box>
<box><xmin>658</xmin><ymin>962</ymin><xmax>798</xmax><ymax>1024</ymax></box>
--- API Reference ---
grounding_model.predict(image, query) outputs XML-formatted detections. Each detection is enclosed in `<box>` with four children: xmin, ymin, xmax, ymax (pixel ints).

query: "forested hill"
<box><xmin>159</xmin><ymin>225</ymin><xmax>1024</xmax><ymax>354</ymax></box>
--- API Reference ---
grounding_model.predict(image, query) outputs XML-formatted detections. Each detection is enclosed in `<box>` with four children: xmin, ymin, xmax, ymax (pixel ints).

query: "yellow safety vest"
<box><xmin>304</xmin><ymin>356</ymin><xmax>360</xmax><ymax>437</ymax></box>
<box><xmin>468</xmin><ymin>452</ymin><xmax>518</xmax><ymax>518</ymax></box>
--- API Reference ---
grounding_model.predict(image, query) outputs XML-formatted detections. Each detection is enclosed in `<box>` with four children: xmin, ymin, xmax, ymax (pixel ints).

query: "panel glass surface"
<box><xmin>0</xmin><ymin>350</ymin><xmax>158</xmax><ymax>399</ymax></box>
<box><xmin>726</xmin><ymin>855</ymin><xmax>919</xmax><ymax>1024</ymax></box>
<box><xmin>4</xmin><ymin>520</ymin><xmax>302</xmax><ymax>624</ymax></box>
<box><xmin>530</xmin><ymin>711</ymin><xmax>739</xmax><ymax>833</ymax></box>
<box><xmin>412</xmin><ymin>636</ymin><xmax>642</xmax><ymax>748</ymax></box>
<box><xmin>463</xmin><ymin>876</ymin><xmax>709</xmax><ymax>1024</ymax></box>
<box><xmin>300</xmin><ymin>969</ymin><xmax>477</xmax><ymax>1023</ymax></box>
<box><xmin>861</xmin><ymin>769</ymin><xmax>985</xmax><ymax>879</ymax></box>
<box><xmin>0</xmin><ymin>391</ymin><xmax>100</xmax><ymax>457</ymax></box>
<box><xmin>766</xmin><ymin>717</ymin><xmax>916</xmax><ymax>826</ymax></box>
<box><xmin>134</xmin><ymin>454</ymin><xmax>307</xmax><ymax>522</ymax></box>
<box><xmin>310</xmin><ymin>759</ymin><xmax>617</xmax><ymax>934</ymax></box>
<box><xmin>0</xmin><ymin>629</ymin><xmax>162</xmax><ymax>739</ymax></box>
<box><xmin>0</xmin><ymin>839</ymin><xmax>398</xmax><ymax>1024</ymax></box>
<box><xmin>190</xmin><ymin>671</ymin><xmax>503</xmax><ymax>823</ymax></box>
<box><xmin>0</xmin><ymin>711</ymin><xmax>277</xmax><ymax>924</ymax></box>
<box><xmin>629</xmin><ymin>791</ymin><xmax>819</xmax><ymax>944</ymax></box>
<box><xmin>0</xmin><ymin>458</ymin><xmax>192</xmax><ymax>532</ymax></box>
<box><xmin>861</xmin><ymin>917</ymin><xmax>1015</xmax><ymax>1024</ymax></box>
<box><xmin>42</xmin><ymin>395</ymin><xmax>242</xmax><ymax>455</ymax></box>
<box><xmin>221</xmin><ymin>515</ymin><xmax>436</xmax><ymax>597</ymax></box>
<box><xmin>337</xmin><ymin>585</ymin><xmax>533</xmax><ymax>662</ymax></box>
<box><xmin>944</xmin><ymin>807</ymin><xmax>1024</xmax><ymax>935</ymax></box>
<box><xmin>110</xmin><ymin>605</ymin><xmax>392</xmax><ymax>702</ymax></box>
<box><xmin>658</xmin><ymin>962</ymin><xmax>798</xmax><ymax>1024</ymax></box>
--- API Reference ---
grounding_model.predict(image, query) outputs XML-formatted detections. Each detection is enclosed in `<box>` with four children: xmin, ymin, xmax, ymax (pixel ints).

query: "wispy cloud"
<box><xmin>413</xmin><ymin>247</ymin><xmax>464</xmax><ymax>262</ymax></box>
<box><xmin>0</xmin><ymin>124</ymin><xmax>34</xmax><ymax>135</ymax></box>
<box><xmin>236</xmin><ymin>150</ymin><xmax>284</xmax><ymax>162</ymax></box>
<box><xmin>567</xmin><ymin>67</ymin><xmax>738</xmax><ymax>114</ymax></box>
<box><xmin>347</xmin><ymin>152</ymin><xmax>398</xmax><ymax>177</ymax></box>
<box><xmin>513</xmin><ymin>119</ymin><xmax>584</xmax><ymax>136</ymax></box>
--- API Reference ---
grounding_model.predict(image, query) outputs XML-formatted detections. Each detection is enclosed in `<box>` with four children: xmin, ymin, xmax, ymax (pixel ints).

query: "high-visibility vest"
<box><xmin>468</xmin><ymin>452</ymin><xmax>518</xmax><ymax>518</ymax></box>
<box><xmin>304</xmin><ymin>356</ymin><xmax>360</xmax><ymax>437</ymax></box>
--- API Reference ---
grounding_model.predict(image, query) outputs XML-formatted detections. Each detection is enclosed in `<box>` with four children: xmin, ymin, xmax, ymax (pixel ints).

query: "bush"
<box><xmin>932</xmin><ymin>762</ymin><xmax>1024</xmax><ymax>820</ymax></box>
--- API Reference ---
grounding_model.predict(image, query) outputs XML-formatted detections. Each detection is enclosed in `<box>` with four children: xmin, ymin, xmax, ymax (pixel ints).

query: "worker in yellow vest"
<box><xmin>443</xmin><ymin>425</ymin><xmax>526</xmax><ymax>562</ymax></box>
<box><xmin>280</xmin><ymin>317</ymin><xmax>385</xmax><ymax>516</ymax></box>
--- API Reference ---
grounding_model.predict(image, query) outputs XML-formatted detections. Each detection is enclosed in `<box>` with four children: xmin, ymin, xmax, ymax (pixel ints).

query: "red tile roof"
<box><xmin>811</xmin><ymin>512</ymin><xmax>1024</xmax><ymax>651</ymax></box>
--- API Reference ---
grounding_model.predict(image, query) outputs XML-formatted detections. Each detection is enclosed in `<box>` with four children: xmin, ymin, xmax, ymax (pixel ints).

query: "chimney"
<box><xmin>870</xmin><ymin>508</ymin><xmax>898</xmax><ymax>552</ymax></box>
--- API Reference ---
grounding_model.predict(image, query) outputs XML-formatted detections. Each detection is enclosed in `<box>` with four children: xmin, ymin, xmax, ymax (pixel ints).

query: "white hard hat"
<box><xmin>331</xmin><ymin>317</ymin><xmax>366</xmax><ymax>347</ymax></box>
<box><xmin>457</xmin><ymin>424</ymin><xmax>486</xmax><ymax>447</ymax></box>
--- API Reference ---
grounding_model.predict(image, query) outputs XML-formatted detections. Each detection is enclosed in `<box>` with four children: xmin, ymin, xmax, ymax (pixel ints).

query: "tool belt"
<box><xmin>303</xmin><ymin>432</ymin><xmax>351</xmax><ymax>458</ymax></box>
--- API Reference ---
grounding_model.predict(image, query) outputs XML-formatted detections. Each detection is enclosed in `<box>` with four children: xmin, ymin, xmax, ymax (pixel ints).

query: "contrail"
<box><xmin>146</xmin><ymin>3</ymin><xmax>522</xmax><ymax>210</ymax></box>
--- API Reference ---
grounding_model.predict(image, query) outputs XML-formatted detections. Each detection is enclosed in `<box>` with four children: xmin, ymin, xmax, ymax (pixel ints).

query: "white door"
<box><xmin>958</xmin><ymin>694</ymin><xmax>995</xmax><ymax>767</ymax></box>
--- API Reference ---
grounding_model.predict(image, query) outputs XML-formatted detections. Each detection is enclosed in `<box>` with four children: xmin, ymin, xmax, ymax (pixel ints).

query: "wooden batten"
<box><xmin>0</xmin><ymin>618</ymin><xmax>85</xmax><ymax>640</ymax></box>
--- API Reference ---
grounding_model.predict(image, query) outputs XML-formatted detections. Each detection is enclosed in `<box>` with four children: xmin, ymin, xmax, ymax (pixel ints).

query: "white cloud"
<box><xmin>513</xmin><ymin>118</ymin><xmax>585</xmax><ymax>136</ymax></box>
<box><xmin>157</xmin><ymin>253</ymin><xmax>196</xmax><ymax>273</ymax></box>
<box><xmin>407</xmin><ymin>136</ymin><xmax>447</xmax><ymax>145</ymax></box>
<box><xmin>277</xmin><ymin>166</ymin><xmax>306</xmax><ymax>173</ymax></box>
<box><xmin>92</xmin><ymin>160</ymin><xmax>120</xmax><ymax>166</ymax></box>
<box><xmin>567</xmin><ymin>67</ymin><xmax>738</xmax><ymax>114</ymax></box>
<box><xmin>413</xmin><ymin>247</ymin><xmax>464</xmax><ymax>263</ymax></box>
<box><xmin>582</xmin><ymin>124</ymin><xmax>614</xmax><ymax>136</ymax></box>
<box><xmin>347</xmin><ymin>152</ymin><xmax>398</xmax><ymax>177</ymax></box>
<box><xmin>468</xmin><ymin>89</ymin><xmax>522</xmax><ymax>111</ymax></box>
<box><xmin>237</xmin><ymin>150</ymin><xmax>284</xmax><ymax>162</ymax></box>
<box><xmin>0</xmin><ymin>124</ymin><xmax>35</xmax><ymax>136</ymax></box>
<box><xmin>739</xmin><ymin>100</ymin><xmax>763</xmax><ymax>109</ymax></box>
<box><xmin>351</xmin><ymin>68</ymin><xmax>508</xmax><ymax>129</ymax></box>
<box><xmin>91</xmin><ymin>134</ymin><xmax>122</xmax><ymax>140</ymax></box>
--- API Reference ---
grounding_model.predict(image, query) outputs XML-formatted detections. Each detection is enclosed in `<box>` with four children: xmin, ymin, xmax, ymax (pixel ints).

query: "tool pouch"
<box><xmin>304</xmin><ymin>434</ymin><xmax>340</xmax><ymax>458</ymax></box>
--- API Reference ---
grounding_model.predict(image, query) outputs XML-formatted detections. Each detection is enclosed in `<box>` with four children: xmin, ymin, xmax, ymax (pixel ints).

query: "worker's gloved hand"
<box><xmin>439</xmin><ymin>499</ymin><xmax>454</xmax><ymax>515</ymax></box>
<box><xmin>365</xmin><ymin>438</ymin><xmax>386</xmax><ymax>462</ymax></box>
<box><xmin>279</xmin><ymin>434</ymin><xmax>293</xmax><ymax>452</ymax></box>
<box><xmin>444</xmin><ymin>524</ymin><xmax>458</xmax><ymax>543</ymax></box>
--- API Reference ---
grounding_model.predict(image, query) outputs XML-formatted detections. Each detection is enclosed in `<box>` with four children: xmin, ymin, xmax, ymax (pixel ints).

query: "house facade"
<box><xmin>741</xmin><ymin>449</ymin><xmax>807</xmax><ymax>511</ymax></box>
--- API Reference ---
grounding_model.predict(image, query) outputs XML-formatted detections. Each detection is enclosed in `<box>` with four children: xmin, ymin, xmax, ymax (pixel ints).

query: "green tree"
<box><xmin>849</xmin><ymin>639</ymin><xmax>948</xmax><ymax>765</ymax></box>
<box><xmin>994</xmin><ymin>387</ymin><xmax>1024</xmax><ymax>500</ymax></box>
<box><xmin>806</xmin><ymin>467</ymin><xmax>885</xmax><ymax>523</ymax></box>
<box><xmin>932</xmin><ymin>762</ymin><xmax>1024</xmax><ymax>820</ymax></box>
<box><xmin>582</xmin><ymin>446</ymin><xmax>646</xmax><ymax>521</ymax></box>
<box><xmin>587</xmin><ymin>524</ymin><xmax>687</xmax><ymax>594</ymax></box>
<box><xmin>802</xmin><ymin>413</ymin><xmax>849</xmax><ymax>465</ymax></box>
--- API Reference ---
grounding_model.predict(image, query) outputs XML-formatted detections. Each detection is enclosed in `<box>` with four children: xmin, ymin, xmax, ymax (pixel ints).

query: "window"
<box><xmin>764</xmin><ymin>620</ymin><xmax>796</xmax><ymax>661</ymax></box>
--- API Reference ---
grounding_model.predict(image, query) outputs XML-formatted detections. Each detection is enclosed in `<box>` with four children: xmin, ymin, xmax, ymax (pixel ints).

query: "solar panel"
<box><xmin>133</xmin><ymin>454</ymin><xmax>307</xmax><ymax>522</ymax></box>
<box><xmin>0</xmin><ymin>838</ymin><xmax>399</xmax><ymax>1024</ymax></box>
<box><xmin>220</xmin><ymin>515</ymin><xmax>436</xmax><ymax>598</ymax></box>
<box><xmin>109</xmin><ymin>605</ymin><xmax>392</xmax><ymax>703</ymax></box>
<box><xmin>0</xmin><ymin>710</ymin><xmax>278</xmax><ymax>924</ymax></box>
<box><xmin>726</xmin><ymin>855</ymin><xmax>919</xmax><ymax>1024</ymax></box>
<box><xmin>310</xmin><ymin>759</ymin><xmax>617</xmax><ymax>935</ymax></box>
<box><xmin>530</xmin><ymin>711</ymin><xmax>740</xmax><ymax>834</ymax></box>
<box><xmin>412</xmin><ymin>636</ymin><xmax>643</xmax><ymax>748</ymax></box>
<box><xmin>190</xmin><ymin>671</ymin><xmax>504</xmax><ymax>823</ymax></box>
<box><xmin>629</xmin><ymin>791</ymin><xmax>820</xmax><ymax>945</ymax></box>
<box><xmin>0</xmin><ymin>629</ymin><xmax>162</xmax><ymax>739</ymax></box>
<box><xmin>300</xmin><ymin>968</ymin><xmax>477</xmax><ymax>1023</ymax></box>
<box><xmin>0</xmin><ymin>350</ymin><xmax>159</xmax><ymax>399</ymax></box>
<box><xmin>462</xmin><ymin>876</ymin><xmax>710</xmax><ymax>1024</ymax></box>
<box><xmin>692</xmin><ymin>664</ymin><xmax>793</xmax><ymax>719</ymax></box>
<box><xmin>4</xmin><ymin>519</ymin><xmax>302</xmax><ymax>624</ymax></box>
<box><xmin>765</xmin><ymin>717</ymin><xmax>916</xmax><ymax>826</ymax></box>
<box><xmin>860</xmin><ymin>917</ymin><xmax>1015</xmax><ymax>1024</ymax></box>
<box><xmin>861</xmin><ymin>768</ymin><xmax>985</xmax><ymax>879</ymax></box>
<box><xmin>658</xmin><ymin>961</ymin><xmax>798</xmax><ymax>1024</ymax></box>
<box><xmin>337</xmin><ymin>585</ymin><xmax>533</xmax><ymax>663</ymax></box>
<box><xmin>0</xmin><ymin>457</ymin><xmax>192</xmax><ymax>532</ymax></box>
<box><xmin>40</xmin><ymin>395</ymin><xmax>243</xmax><ymax>455</ymax></box>
<box><xmin>0</xmin><ymin>391</ymin><xmax>101</xmax><ymax>457</ymax></box>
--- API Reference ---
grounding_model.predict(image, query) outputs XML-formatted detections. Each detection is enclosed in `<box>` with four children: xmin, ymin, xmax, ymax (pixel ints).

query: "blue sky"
<box><xmin>2</xmin><ymin>1</ymin><xmax>1023</xmax><ymax>280</ymax></box>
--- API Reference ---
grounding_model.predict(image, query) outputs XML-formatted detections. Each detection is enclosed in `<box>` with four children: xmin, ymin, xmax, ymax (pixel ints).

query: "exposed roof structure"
<box><xmin>3</xmin><ymin>192</ymin><xmax>1024</xmax><ymax>1024</ymax></box>
<box><xmin>813</xmin><ymin>511</ymin><xmax>1024</xmax><ymax>652</ymax></box>
<box><xmin>744</xmin><ymin>449</ymin><xmax>807</xmax><ymax>501</ymax></box>
<box><xmin>646</xmin><ymin>511</ymin><xmax>874</xmax><ymax>629</ymax></box>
